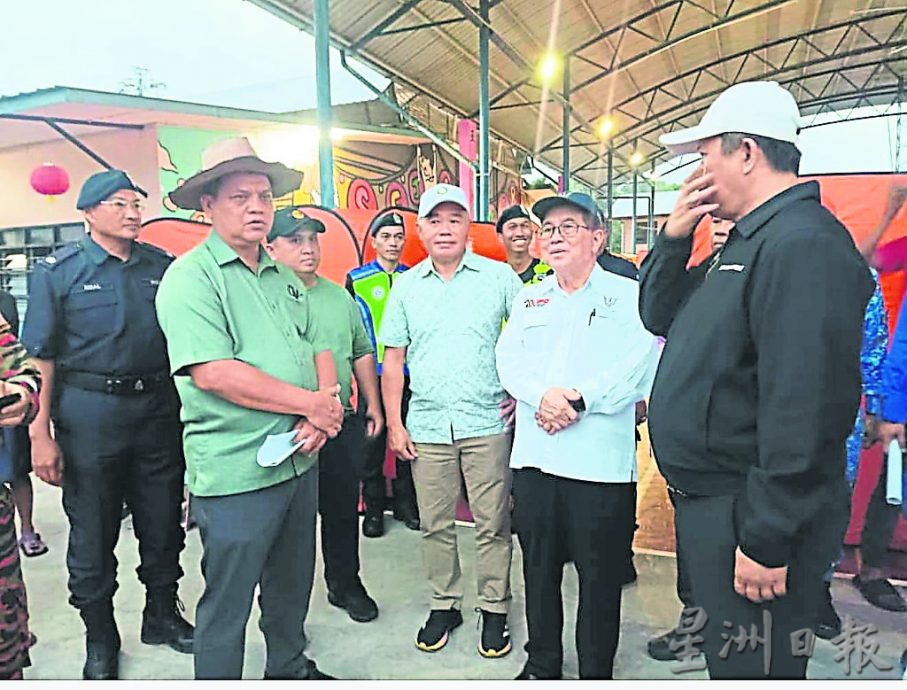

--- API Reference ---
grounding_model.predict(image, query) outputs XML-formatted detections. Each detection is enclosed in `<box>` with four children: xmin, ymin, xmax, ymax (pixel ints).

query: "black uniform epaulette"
<box><xmin>136</xmin><ymin>241</ymin><xmax>175</xmax><ymax>260</ymax></box>
<box><xmin>40</xmin><ymin>243</ymin><xmax>81</xmax><ymax>269</ymax></box>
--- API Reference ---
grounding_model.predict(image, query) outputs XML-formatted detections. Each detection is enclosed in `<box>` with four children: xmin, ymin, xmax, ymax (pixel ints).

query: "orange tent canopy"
<box><xmin>139</xmin><ymin>207</ymin><xmax>510</xmax><ymax>286</ymax></box>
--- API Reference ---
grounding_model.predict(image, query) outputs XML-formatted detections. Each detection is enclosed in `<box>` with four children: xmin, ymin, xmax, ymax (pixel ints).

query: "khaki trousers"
<box><xmin>411</xmin><ymin>432</ymin><xmax>513</xmax><ymax>614</ymax></box>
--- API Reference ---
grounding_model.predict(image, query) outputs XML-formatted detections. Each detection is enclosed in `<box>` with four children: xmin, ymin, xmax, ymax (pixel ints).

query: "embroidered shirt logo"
<box><xmin>83</xmin><ymin>283</ymin><xmax>103</xmax><ymax>291</ymax></box>
<box><xmin>371</xmin><ymin>286</ymin><xmax>386</xmax><ymax>300</ymax></box>
<box><xmin>524</xmin><ymin>298</ymin><xmax>550</xmax><ymax>308</ymax></box>
<box><xmin>718</xmin><ymin>264</ymin><xmax>745</xmax><ymax>272</ymax></box>
<box><xmin>602</xmin><ymin>297</ymin><xmax>617</xmax><ymax>308</ymax></box>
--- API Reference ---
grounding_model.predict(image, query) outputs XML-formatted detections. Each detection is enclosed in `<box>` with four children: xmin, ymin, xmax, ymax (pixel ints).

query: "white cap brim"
<box><xmin>419</xmin><ymin>197</ymin><xmax>469</xmax><ymax>218</ymax></box>
<box><xmin>658</xmin><ymin>125</ymin><xmax>719</xmax><ymax>156</ymax></box>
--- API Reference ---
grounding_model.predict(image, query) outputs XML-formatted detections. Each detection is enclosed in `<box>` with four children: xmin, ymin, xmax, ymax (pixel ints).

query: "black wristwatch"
<box><xmin>569</xmin><ymin>395</ymin><xmax>586</xmax><ymax>413</ymax></box>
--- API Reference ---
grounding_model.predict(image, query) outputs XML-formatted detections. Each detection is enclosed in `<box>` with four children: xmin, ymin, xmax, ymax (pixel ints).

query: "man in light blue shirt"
<box><xmin>380</xmin><ymin>184</ymin><xmax>522</xmax><ymax>659</ymax></box>
<box><xmin>496</xmin><ymin>192</ymin><xmax>658</xmax><ymax>680</ymax></box>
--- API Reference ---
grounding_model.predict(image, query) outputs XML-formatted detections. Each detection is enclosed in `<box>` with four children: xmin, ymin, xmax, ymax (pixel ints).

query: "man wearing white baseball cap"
<box><xmin>639</xmin><ymin>81</ymin><xmax>874</xmax><ymax>678</ymax></box>
<box><xmin>380</xmin><ymin>183</ymin><xmax>522</xmax><ymax>658</ymax></box>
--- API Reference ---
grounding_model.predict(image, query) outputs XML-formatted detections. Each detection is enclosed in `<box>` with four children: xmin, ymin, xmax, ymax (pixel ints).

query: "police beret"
<box><xmin>76</xmin><ymin>170</ymin><xmax>147</xmax><ymax>210</ymax></box>
<box><xmin>495</xmin><ymin>205</ymin><xmax>531</xmax><ymax>233</ymax></box>
<box><xmin>369</xmin><ymin>212</ymin><xmax>405</xmax><ymax>236</ymax></box>
<box><xmin>267</xmin><ymin>207</ymin><xmax>325</xmax><ymax>243</ymax></box>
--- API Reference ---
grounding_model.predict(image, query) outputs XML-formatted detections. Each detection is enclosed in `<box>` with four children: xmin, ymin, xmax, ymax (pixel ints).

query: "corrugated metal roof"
<box><xmin>249</xmin><ymin>0</ymin><xmax>907</xmax><ymax>190</ymax></box>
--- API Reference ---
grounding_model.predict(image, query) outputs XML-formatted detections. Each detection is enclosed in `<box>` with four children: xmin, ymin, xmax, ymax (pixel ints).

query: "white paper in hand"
<box><xmin>886</xmin><ymin>440</ymin><xmax>903</xmax><ymax>506</ymax></box>
<box><xmin>257</xmin><ymin>431</ymin><xmax>306</xmax><ymax>468</ymax></box>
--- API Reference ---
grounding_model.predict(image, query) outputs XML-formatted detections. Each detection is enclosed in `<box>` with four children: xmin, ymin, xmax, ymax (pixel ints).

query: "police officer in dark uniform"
<box><xmin>21</xmin><ymin>170</ymin><xmax>193</xmax><ymax>680</ymax></box>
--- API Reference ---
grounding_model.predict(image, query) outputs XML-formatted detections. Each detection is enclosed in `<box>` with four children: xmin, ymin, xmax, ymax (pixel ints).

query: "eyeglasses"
<box><xmin>538</xmin><ymin>221</ymin><xmax>590</xmax><ymax>240</ymax></box>
<box><xmin>99</xmin><ymin>199</ymin><xmax>146</xmax><ymax>213</ymax></box>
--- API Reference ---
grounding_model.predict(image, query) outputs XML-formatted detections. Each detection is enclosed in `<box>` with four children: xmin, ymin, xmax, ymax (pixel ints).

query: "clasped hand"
<box><xmin>535</xmin><ymin>387</ymin><xmax>582</xmax><ymax>435</ymax></box>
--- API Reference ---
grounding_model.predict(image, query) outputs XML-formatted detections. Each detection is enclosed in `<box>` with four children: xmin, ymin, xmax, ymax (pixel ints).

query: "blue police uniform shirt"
<box><xmin>21</xmin><ymin>234</ymin><xmax>174</xmax><ymax>377</ymax></box>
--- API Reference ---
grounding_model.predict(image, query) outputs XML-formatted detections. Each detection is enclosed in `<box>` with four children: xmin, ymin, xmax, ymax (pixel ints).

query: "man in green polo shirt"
<box><xmin>155</xmin><ymin>137</ymin><xmax>343</xmax><ymax>680</ymax></box>
<box><xmin>264</xmin><ymin>206</ymin><xmax>383</xmax><ymax>625</ymax></box>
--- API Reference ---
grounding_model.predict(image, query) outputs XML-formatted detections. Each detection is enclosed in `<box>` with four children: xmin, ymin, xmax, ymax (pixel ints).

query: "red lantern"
<box><xmin>30</xmin><ymin>163</ymin><xmax>70</xmax><ymax>198</ymax></box>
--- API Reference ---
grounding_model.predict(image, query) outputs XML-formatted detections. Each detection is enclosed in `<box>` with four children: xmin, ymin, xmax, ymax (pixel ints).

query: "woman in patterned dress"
<box><xmin>0</xmin><ymin>315</ymin><xmax>42</xmax><ymax>680</ymax></box>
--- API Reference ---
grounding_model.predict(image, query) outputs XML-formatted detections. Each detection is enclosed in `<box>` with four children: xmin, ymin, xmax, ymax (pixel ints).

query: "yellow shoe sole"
<box><xmin>416</xmin><ymin>631</ymin><xmax>451</xmax><ymax>653</ymax></box>
<box><xmin>478</xmin><ymin>639</ymin><xmax>512</xmax><ymax>658</ymax></box>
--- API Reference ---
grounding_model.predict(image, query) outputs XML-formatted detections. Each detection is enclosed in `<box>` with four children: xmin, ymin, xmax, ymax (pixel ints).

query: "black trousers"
<box><xmin>672</xmin><ymin>483</ymin><xmax>850</xmax><ymax>679</ymax></box>
<box><xmin>513</xmin><ymin>468</ymin><xmax>636</xmax><ymax>680</ymax></box>
<box><xmin>55</xmin><ymin>385</ymin><xmax>185</xmax><ymax>609</ymax></box>
<box><xmin>319</xmin><ymin>414</ymin><xmax>366</xmax><ymax>595</ymax></box>
<box><xmin>667</xmin><ymin>490</ymin><xmax>695</xmax><ymax>610</ymax></box>
<box><xmin>861</xmin><ymin>455</ymin><xmax>901</xmax><ymax>567</ymax></box>
<box><xmin>361</xmin><ymin>376</ymin><xmax>415</xmax><ymax>513</ymax></box>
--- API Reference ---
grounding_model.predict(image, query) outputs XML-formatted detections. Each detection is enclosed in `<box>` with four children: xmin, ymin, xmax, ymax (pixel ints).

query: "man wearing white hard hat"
<box><xmin>639</xmin><ymin>82</ymin><xmax>874</xmax><ymax>678</ymax></box>
<box><xmin>380</xmin><ymin>183</ymin><xmax>522</xmax><ymax>658</ymax></box>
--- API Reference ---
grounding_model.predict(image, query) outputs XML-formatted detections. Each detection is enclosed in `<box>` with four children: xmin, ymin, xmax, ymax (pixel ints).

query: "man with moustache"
<box><xmin>381</xmin><ymin>184</ymin><xmax>522</xmax><ymax>657</ymax></box>
<box><xmin>639</xmin><ymin>81</ymin><xmax>873</xmax><ymax>678</ymax></box>
<box><xmin>21</xmin><ymin>170</ymin><xmax>193</xmax><ymax>679</ymax></box>
<box><xmin>346</xmin><ymin>212</ymin><xmax>419</xmax><ymax>536</ymax></box>
<box><xmin>155</xmin><ymin>138</ymin><xmax>343</xmax><ymax>679</ymax></box>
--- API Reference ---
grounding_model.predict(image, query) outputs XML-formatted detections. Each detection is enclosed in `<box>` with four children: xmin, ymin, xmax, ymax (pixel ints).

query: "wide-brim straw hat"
<box><xmin>169</xmin><ymin>136</ymin><xmax>303</xmax><ymax>211</ymax></box>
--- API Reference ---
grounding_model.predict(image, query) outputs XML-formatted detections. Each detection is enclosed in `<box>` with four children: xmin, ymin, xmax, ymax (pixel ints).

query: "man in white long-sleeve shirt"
<box><xmin>496</xmin><ymin>192</ymin><xmax>658</xmax><ymax>680</ymax></box>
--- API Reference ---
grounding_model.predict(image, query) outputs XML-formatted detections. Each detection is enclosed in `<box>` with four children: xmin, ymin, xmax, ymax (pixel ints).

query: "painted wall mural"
<box><xmin>333</xmin><ymin>141</ymin><xmax>457</xmax><ymax>212</ymax></box>
<box><xmin>157</xmin><ymin>126</ymin><xmax>465</xmax><ymax>220</ymax></box>
<box><xmin>158</xmin><ymin>126</ymin><xmax>244</xmax><ymax>222</ymax></box>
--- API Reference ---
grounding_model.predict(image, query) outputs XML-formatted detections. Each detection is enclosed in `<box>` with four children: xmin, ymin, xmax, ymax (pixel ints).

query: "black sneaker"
<box><xmin>853</xmin><ymin>575</ymin><xmax>907</xmax><ymax>612</ymax></box>
<box><xmin>415</xmin><ymin>609</ymin><xmax>463</xmax><ymax>652</ymax></box>
<box><xmin>327</xmin><ymin>586</ymin><xmax>379</xmax><ymax>623</ymax></box>
<box><xmin>647</xmin><ymin>628</ymin><xmax>683</xmax><ymax>662</ymax></box>
<box><xmin>476</xmin><ymin>608</ymin><xmax>511</xmax><ymax>658</ymax></box>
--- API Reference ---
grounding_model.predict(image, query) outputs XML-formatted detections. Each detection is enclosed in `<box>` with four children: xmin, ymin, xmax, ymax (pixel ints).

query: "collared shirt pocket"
<box><xmin>64</xmin><ymin>283</ymin><xmax>118</xmax><ymax>336</ymax></box>
<box><xmin>585</xmin><ymin>302</ymin><xmax>620</xmax><ymax>348</ymax></box>
<box><xmin>139</xmin><ymin>277</ymin><xmax>162</xmax><ymax>301</ymax></box>
<box><xmin>521</xmin><ymin>306</ymin><xmax>551</xmax><ymax>347</ymax></box>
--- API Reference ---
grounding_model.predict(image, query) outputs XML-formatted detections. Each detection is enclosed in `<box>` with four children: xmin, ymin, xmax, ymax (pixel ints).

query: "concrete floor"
<box><xmin>18</xmin><ymin>479</ymin><xmax>907</xmax><ymax>680</ymax></box>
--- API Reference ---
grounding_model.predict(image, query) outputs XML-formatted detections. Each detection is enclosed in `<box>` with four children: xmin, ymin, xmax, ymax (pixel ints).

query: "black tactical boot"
<box><xmin>141</xmin><ymin>585</ymin><xmax>194</xmax><ymax>654</ymax></box>
<box><xmin>80</xmin><ymin>600</ymin><xmax>120</xmax><ymax>680</ymax></box>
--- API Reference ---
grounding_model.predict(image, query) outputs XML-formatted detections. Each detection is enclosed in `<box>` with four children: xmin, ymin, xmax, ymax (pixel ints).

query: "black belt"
<box><xmin>61</xmin><ymin>371</ymin><xmax>170</xmax><ymax>396</ymax></box>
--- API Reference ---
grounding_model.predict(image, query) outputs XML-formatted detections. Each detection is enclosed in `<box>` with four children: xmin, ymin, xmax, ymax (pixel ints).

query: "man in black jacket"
<box><xmin>639</xmin><ymin>81</ymin><xmax>873</xmax><ymax>679</ymax></box>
